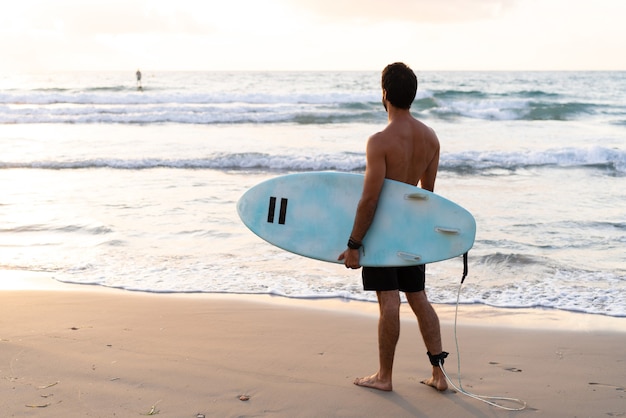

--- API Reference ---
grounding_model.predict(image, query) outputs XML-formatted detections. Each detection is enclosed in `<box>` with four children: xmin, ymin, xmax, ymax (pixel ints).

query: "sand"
<box><xmin>0</xmin><ymin>274</ymin><xmax>624</xmax><ymax>417</ymax></box>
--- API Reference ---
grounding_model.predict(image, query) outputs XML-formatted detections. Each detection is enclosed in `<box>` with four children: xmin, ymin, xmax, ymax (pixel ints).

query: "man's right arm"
<box><xmin>420</xmin><ymin>132</ymin><xmax>440</xmax><ymax>192</ymax></box>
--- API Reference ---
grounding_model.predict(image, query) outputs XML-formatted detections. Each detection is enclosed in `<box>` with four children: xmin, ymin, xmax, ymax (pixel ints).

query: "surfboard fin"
<box><xmin>404</xmin><ymin>192</ymin><xmax>429</xmax><ymax>200</ymax></box>
<box><xmin>435</xmin><ymin>227</ymin><xmax>460</xmax><ymax>235</ymax></box>
<box><xmin>397</xmin><ymin>252</ymin><xmax>422</xmax><ymax>262</ymax></box>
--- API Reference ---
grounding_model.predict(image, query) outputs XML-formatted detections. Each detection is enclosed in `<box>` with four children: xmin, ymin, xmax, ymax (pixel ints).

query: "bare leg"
<box><xmin>406</xmin><ymin>291</ymin><xmax>448</xmax><ymax>391</ymax></box>
<box><xmin>354</xmin><ymin>290</ymin><xmax>400</xmax><ymax>391</ymax></box>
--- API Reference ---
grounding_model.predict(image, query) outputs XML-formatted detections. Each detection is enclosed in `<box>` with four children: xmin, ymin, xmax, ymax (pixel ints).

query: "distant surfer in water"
<box><xmin>136</xmin><ymin>69</ymin><xmax>142</xmax><ymax>91</ymax></box>
<box><xmin>338</xmin><ymin>62</ymin><xmax>447</xmax><ymax>392</ymax></box>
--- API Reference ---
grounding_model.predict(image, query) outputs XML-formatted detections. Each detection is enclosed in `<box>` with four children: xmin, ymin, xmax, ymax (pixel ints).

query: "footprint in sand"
<box><xmin>489</xmin><ymin>361</ymin><xmax>522</xmax><ymax>372</ymax></box>
<box><xmin>588</xmin><ymin>382</ymin><xmax>625</xmax><ymax>391</ymax></box>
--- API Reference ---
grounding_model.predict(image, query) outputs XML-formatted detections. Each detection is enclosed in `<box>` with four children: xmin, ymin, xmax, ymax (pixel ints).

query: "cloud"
<box><xmin>1</xmin><ymin>0</ymin><xmax>623</xmax><ymax>72</ymax></box>
<box><xmin>282</xmin><ymin>0</ymin><xmax>519</xmax><ymax>23</ymax></box>
<box><xmin>1</xmin><ymin>0</ymin><xmax>215</xmax><ymax>38</ymax></box>
<box><xmin>0</xmin><ymin>0</ymin><xmax>221</xmax><ymax>72</ymax></box>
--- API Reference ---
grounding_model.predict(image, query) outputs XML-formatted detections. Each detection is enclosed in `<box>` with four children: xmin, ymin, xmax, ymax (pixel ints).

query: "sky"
<box><xmin>1</xmin><ymin>0</ymin><xmax>625</xmax><ymax>73</ymax></box>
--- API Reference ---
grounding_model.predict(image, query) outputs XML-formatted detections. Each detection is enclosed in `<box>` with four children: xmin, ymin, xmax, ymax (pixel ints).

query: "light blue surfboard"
<box><xmin>237</xmin><ymin>172</ymin><xmax>476</xmax><ymax>267</ymax></box>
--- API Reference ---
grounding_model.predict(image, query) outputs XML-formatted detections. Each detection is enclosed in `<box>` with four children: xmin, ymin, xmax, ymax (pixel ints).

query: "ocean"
<box><xmin>1</xmin><ymin>70</ymin><xmax>624</xmax><ymax>317</ymax></box>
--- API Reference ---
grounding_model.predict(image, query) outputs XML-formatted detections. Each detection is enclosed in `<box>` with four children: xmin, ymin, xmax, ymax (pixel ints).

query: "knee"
<box><xmin>378</xmin><ymin>293</ymin><xmax>401</xmax><ymax>317</ymax></box>
<box><xmin>406</xmin><ymin>291</ymin><xmax>432</xmax><ymax>313</ymax></box>
<box><xmin>407</xmin><ymin>290</ymin><xmax>427</xmax><ymax>305</ymax></box>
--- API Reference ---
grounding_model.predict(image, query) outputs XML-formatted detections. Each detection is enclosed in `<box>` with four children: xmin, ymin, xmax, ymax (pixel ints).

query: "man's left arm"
<box><xmin>338</xmin><ymin>135</ymin><xmax>386</xmax><ymax>268</ymax></box>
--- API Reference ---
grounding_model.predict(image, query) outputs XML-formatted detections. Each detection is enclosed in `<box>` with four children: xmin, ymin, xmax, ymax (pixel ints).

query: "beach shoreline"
<box><xmin>2</xmin><ymin>269</ymin><xmax>623</xmax><ymax>332</ymax></box>
<box><xmin>1</xmin><ymin>271</ymin><xmax>624</xmax><ymax>417</ymax></box>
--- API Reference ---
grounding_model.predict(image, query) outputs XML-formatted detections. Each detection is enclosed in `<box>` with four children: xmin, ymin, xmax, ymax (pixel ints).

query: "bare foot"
<box><xmin>353</xmin><ymin>373</ymin><xmax>392</xmax><ymax>392</ymax></box>
<box><xmin>420</xmin><ymin>368</ymin><xmax>448</xmax><ymax>391</ymax></box>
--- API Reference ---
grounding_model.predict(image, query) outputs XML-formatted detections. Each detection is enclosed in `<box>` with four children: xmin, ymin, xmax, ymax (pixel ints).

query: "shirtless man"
<box><xmin>338</xmin><ymin>62</ymin><xmax>448</xmax><ymax>392</ymax></box>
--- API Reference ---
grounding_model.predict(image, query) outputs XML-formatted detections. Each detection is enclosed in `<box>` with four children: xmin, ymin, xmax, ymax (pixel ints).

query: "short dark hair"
<box><xmin>381</xmin><ymin>62</ymin><xmax>417</xmax><ymax>109</ymax></box>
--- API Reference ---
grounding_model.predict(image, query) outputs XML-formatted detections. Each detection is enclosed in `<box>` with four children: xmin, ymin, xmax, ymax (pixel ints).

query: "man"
<box><xmin>338</xmin><ymin>62</ymin><xmax>448</xmax><ymax>392</ymax></box>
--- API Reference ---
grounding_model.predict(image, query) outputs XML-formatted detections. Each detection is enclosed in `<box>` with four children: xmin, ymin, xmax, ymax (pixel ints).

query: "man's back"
<box><xmin>368</xmin><ymin>112</ymin><xmax>440</xmax><ymax>192</ymax></box>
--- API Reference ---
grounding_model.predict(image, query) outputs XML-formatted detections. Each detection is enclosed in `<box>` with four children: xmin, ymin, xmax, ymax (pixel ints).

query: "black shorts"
<box><xmin>362</xmin><ymin>265</ymin><xmax>426</xmax><ymax>293</ymax></box>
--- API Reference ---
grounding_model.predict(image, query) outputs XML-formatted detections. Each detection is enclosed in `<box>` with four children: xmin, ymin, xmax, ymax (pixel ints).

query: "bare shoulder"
<box><xmin>369</xmin><ymin>128</ymin><xmax>391</xmax><ymax>142</ymax></box>
<box><xmin>414</xmin><ymin>118</ymin><xmax>440</xmax><ymax>146</ymax></box>
<box><xmin>366</xmin><ymin>129</ymin><xmax>391</xmax><ymax>153</ymax></box>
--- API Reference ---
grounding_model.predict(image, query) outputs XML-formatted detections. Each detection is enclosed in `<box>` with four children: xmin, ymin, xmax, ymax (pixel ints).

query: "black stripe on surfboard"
<box><xmin>278</xmin><ymin>198</ymin><xmax>288</xmax><ymax>225</ymax></box>
<box><xmin>267</xmin><ymin>196</ymin><xmax>277</xmax><ymax>223</ymax></box>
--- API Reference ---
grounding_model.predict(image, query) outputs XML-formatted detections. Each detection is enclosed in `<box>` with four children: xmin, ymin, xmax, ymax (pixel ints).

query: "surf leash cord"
<box><xmin>438</xmin><ymin>252</ymin><xmax>527</xmax><ymax>411</ymax></box>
